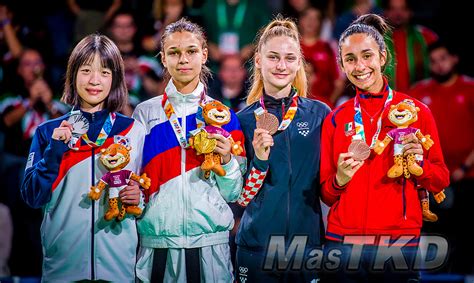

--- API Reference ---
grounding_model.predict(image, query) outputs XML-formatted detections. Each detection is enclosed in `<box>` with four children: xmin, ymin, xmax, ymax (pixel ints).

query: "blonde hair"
<box><xmin>246</xmin><ymin>16</ymin><xmax>307</xmax><ymax>105</ymax></box>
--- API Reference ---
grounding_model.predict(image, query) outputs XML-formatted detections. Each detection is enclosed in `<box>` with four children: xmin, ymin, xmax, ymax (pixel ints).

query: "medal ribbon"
<box><xmin>353</xmin><ymin>87</ymin><xmax>393</xmax><ymax>148</ymax></box>
<box><xmin>256</xmin><ymin>91</ymin><xmax>299</xmax><ymax>132</ymax></box>
<box><xmin>81</xmin><ymin>112</ymin><xmax>116</xmax><ymax>148</ymax></box>
<box><xmin>162</xmin><ymin>91</ymin><xmax>207</xmax><ymax>148</ymax></box>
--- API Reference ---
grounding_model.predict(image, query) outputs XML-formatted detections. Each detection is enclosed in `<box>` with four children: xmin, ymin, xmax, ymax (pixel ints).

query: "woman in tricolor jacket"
<box><xmin>132</xmin><ymin>18</ymin><xmax>246</xmax><ymax>282</ymax></box>
<box><xmin>21</xmin><ymin>34</ymin><xmax>145</xmax><ymax>282</ymax></box>
<box><xmin>235</xmin><ymin>17</ymin><xmax>331</xmax><ymax>282</ymax></box>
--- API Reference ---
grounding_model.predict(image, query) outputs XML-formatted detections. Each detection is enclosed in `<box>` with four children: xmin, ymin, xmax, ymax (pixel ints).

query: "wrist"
<box><xmin>335</xmin><ymin>174</ymin><xmax>349</xmax><ymax>188</ymax></box>
<box><xmin>222</xmin><ymin>153</ymin><xmax>231</xmax><ymax>164</ymax></box>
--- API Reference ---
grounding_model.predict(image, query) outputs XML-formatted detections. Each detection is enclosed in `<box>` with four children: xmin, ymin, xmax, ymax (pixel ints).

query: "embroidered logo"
<box><xmin>297</xmin><ymin>121</ymin><xmax>310</xmax><ymax>137</ymax></box>
<box><xmin>238</xmin><ymin>266</ymin><xmax>248</xmax><ymax>283</ymax></box>
<box><xmin>344</xmin><ymin>122</ymin><xmax>355</xmax><ymax>136</ymax></box>
<box><xmin>26</xmin><ymin>152</ymin><xmax>35</xmax><ymax>170</ymax></box>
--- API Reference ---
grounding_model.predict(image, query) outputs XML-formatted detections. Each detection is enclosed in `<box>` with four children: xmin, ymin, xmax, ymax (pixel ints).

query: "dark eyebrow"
<box><xmin>166</xmin><ymin>44</ymin><xmax>199</xmax><ymax>50</ymax></box>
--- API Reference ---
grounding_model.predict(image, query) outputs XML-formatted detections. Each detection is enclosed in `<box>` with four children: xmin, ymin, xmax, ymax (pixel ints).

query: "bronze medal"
<box><xmin>348</xmin><ymin>140</ymin><xmax>371</xmax><ymax>161</ymax></box>
<box><xmin>256</xmin><ymin>112</ymin><xmax>279</xmax><ymax>135</ymax></box>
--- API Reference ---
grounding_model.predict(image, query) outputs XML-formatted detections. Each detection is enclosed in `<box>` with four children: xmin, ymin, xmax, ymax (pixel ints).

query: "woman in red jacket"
<box><xmin>320</xmin><ymin>14</ymin><xmax>449</xmax><ymax>282</ymax></box>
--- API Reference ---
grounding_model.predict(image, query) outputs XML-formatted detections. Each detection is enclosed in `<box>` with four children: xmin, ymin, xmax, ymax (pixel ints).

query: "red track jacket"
<box><xmin>320</xmin><ymin>83</ymin><xmax>449</xmax><ymax>244</ymax></box>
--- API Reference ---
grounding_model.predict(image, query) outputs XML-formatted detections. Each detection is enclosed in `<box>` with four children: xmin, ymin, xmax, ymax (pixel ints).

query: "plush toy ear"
<box><xmin>390</xmin><ymin>105</ymin><xmax>396</xmax><ymax>109</ymax></box>
<box><xmin>127</xmin><ymin>146</ymin><xmax>132</xmax><ymax>151</ymax></box>
<box><xmin>101</xmin><ymin>148</ymin><xmax>106</xmax><ymax>153</ymax></box>
<box><xmin>415</xmin><ymin>107</ymin><xmax>420</xmax><ymax>112</ymax></box>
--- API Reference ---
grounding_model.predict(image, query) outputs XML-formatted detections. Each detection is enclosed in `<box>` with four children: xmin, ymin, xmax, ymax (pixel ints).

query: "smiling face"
<box><xmin>256</xmin><ymin>35</ymin><xmax>301</xmax><ymax>94</ymax></box>
<box><xmin>76</xmin><ymin>52</ymin><xmax>113</xmax><ymax>112</ymax></box>
<box><xmin>388</xmin><ymin>100</ymin><xmax>419</xmax><ymax>127</ymax></box>
<box><xmin>161</xmin><ymin>31</ymin><xmax>207</xmax><ymax>93</ymax></box>
<box><xmin>100</xmin><ymin>143</ymin><xmax>131</xmax><ymax>171</ymax></box>
<box><xmin>340</xmin><ymin>33</ymin><xmax>386</xmax><ymax>93</ymax></box>
<box><xmin>202</xmin><ymin>100</ymin><xmax>231</xmax><ymax>126</ymax></box>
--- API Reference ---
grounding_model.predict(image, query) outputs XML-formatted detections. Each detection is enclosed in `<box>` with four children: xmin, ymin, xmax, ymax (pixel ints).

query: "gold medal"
<box><xmin>193</xmin><ymin>130</ymin><xmax>216</xmax><ymax>154</ymax></box>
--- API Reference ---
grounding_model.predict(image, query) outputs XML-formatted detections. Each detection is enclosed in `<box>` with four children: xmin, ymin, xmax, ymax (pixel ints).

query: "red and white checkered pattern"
<box><xmin>237</xmin><ymin>167</ymin><xmax>267</xmax><ymax>207</ymax></box>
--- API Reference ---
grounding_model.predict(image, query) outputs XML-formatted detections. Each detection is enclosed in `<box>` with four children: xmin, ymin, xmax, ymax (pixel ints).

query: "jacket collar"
<box><xmin>165</xmin><ymin>79</ymin><xmax>205</xmax><ymax>105</ymax></box>
<box><xmin>355</xmin><ymin>77</ymin><xmax>389</xmax><ymax>100</ymax></box>
<box><xmin>262</xmin><ymin>87</ymin><xmax>297</xmax><ymax>110</ymax></box>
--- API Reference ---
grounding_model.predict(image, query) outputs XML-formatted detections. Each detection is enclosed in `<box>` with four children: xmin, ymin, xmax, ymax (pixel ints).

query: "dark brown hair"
<box><xmin>338</xmin><ymin>14</ymin><xmax>392</xmax><ymax>72</ymax></box>
<box><xmin>160</xmin><ymin>17</ymin><xmax>211</xmax><ymax>87</ymax></box>
<box><xmin>61</xmin><ymin>34</ymin><xmax>127</xmax><ymax>112</ymax></box>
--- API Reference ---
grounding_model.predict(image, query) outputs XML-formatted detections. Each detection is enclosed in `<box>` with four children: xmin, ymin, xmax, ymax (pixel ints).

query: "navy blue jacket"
<box><xmin>236</xmin><ymin>92</ymin><xmax>331</xmax><ymax>250</ymax></box>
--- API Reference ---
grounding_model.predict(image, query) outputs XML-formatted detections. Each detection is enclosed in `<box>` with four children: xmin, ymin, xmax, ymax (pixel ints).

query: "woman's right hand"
<box><xmin>335</xmin><ymin>152</ymin><xmax>364</xmax><ymax>186</ymax></box>
<box><xmin>52</xmin><ymin>120</ymin><xmax>74</xmax><ymax>143</ymax></box>
<box><xmin>252</xmin><ymin>128</ymin><xmax>274</xmax><ymax>161</ymax></box>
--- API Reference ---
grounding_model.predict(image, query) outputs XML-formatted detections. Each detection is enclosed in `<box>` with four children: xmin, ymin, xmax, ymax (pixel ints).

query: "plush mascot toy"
<box><xmin>373</xmin><ymin>99</ymin><xmax>445</xmax><ymax>222</ymax></box>
<box><xmin>88</xmin><ymin>137</ymin><xmax>151</xmax><ymax>221</ymax></box>
<box><xmin>189</xmin><ymin>100</ymin><xmax>243</xmax><ymax>177</ymax></box>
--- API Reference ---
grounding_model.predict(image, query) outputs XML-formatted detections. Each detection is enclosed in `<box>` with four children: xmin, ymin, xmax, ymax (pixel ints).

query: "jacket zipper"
<box><xmin>182</xmin><ymin>101</ymin><xmax>188</xmax><ymax>245</ymax></box>
<box><xmin>90</xmin><ymin>113</ymin><xmax>96</xmax><ymax>280</ymax></box>
<box><xmin>283</xmin><ymin>101</ymin><xmax>292</xmax><ymax>246</ymax></box>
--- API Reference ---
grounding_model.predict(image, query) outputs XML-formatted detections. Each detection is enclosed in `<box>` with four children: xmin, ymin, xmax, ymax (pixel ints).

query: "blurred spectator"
<box><xmin>107</xmin><ymin>10</ymin><xmax>150</xmax><ymax>116</ymax></box>
<box><xmin>0</xmin><ymin>203</ymin><xmax>12</xmax><ymax>277</ymax></box>
<box><xmin>137</xmin><ymin>55</ymin><xmax>165</xmax><ymax>99</ymax></box>
<box><xmin>208</xmin><ymin>54</ymin><xmax>247</xmax><ymax>112</ymax></box>
<box><xmin>333</xmin><ymin>0</ymin><xmax>382</xmax><ymax>40</ymax></box>
<box><xmin>141</xmin><ymin>0</ymin><xmax>188</xmax><ymax>55</ymax></box>
<box><xmin>299</xmin><ymin>6</ymin><xmax>343</xmax><ymax>107</ymax></box>
<box><xmin>2</xmin><ymin>48</ymin><xmax>45</xmax><ymax>100</ymax></box>
<box><xmin>0</xmin><ymin>1</ymin><xmax>23</xmax><ymax>96</ymax></box>
<box><xmin>67</xmin><ymin>0</ymin><xmax>122</xmax><ymax>44</ymax></box>
<box><xmin>383</xmin><ymin>0</ymin><xmax>438</xmax><ymax>92</ymax></box>
<box><xmin>0</xmin><ymin>48</ymin><xmax>68</xmax><ymax>277</ymax></box>
<box><xmin>409</xmin><ymin>40</ymin><xmax>474</xmax><ymax>274</ymax></box>
<box><xmin>200</xmin><ymin>0</ymin><xmax>270</xmax><ymax>67</ymax></box>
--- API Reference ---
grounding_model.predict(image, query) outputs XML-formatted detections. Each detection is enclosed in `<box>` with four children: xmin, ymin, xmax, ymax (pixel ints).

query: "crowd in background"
<box><xmin>0</xmin><ymin>0</ymin><xmax>472</xmax><ymax>280</ymax></box>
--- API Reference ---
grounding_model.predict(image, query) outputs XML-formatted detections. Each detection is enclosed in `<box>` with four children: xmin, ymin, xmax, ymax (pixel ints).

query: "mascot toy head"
<box><xmin>388</xmin><ymin>99</ymin><xmax>420</xmax><ymax>128</ymax></box>
<box><xmin>99</xmin><ymin>136</ymin><xmax>132</xmax><ymax>171</ymax></box>
<box><xmin>202</xmin><ymin>100</ymin><xmax>231</xmax><ymax>127</ymax></box>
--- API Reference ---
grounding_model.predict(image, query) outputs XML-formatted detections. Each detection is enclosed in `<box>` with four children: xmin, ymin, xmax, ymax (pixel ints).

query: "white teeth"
<box><xmin>356</xmin><ymin>73</ymin><xmax>370</xmax><ymax>80</ymax></box>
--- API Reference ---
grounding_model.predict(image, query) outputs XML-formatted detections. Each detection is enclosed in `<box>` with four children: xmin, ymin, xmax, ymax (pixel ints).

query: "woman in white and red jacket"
<box><xmin>320</xmin><ymin>14</ymin><xmax>449</xmax><ymax>282</ymax></box>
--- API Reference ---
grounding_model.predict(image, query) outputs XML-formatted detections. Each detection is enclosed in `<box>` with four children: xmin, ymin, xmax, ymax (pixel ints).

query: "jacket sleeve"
<box><xmin>320</xmin><ymin>112</ymin><xmax>346</xmax><ymax>206</ymax></box>
<box><xmin>415</xmin><ymin>105</ymin><xmax>450</xmax><ymax>193</ymax></box>
<box><xmin>21</xmin><ymin>126</ymin><xmax>69</xmax><ymax>208</ymax></box>
<box><xmin>215</xmin><ymin>111</ymin><xmax>246</xmax><ymax>202</ymax></box>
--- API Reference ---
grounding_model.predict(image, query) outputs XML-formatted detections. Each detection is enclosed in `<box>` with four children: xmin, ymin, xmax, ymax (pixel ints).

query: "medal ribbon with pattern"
<box><xmin>68</xmin><ymin>110</ymin><xmax>116</xmax><ymax>150</ymax></box>
<box><xmin>353</xmin><ymin>87</ymin><xmax>393</xmax><ymax>148</ymax></box>
<box><xmin>256</xmin><ymin>91</ymin><xmax>299</xmax><ymax>132</ymax></box>
<box><xmin>82</xmin><ymin>112</ymin><xmax>116</xmax><ymax>147</ymax></box>
<box><xmin>162</xmin><ymin>91</ymin><xmax>207</xmax><ymax>148</ymax></box>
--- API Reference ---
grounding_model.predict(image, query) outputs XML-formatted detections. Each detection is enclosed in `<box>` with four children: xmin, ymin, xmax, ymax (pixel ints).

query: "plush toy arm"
<box><xmin>130</xmin><ymin>172</ymin><xmax>151</xmax><ymax>190</ymax></box>
<box><xmin>373</xmin><ymin>135</ymin><xmax>392</xmax><ymax>155</ymax></box>
<box><xmin>415</xmin><ymin>130</ymin><xmax>434</xmax><ymax>150</ymax></box>
<box><xmin>229</xmin><ymin>137</ymin><xmax>243</xmax><ymax>156</ymax></box>
<box><xmin>89</xmin><ymin>180</ymin><xmax>107</xmax><ymax>200</ymax></box>
<box><xmin>433</xmin><ymin>189</ymin><xmax>446</xmax><ymax>203</ymax></box>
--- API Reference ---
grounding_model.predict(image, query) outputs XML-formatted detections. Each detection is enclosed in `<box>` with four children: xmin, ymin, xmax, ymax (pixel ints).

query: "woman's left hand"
<box><xmin>402</xmin><ymin>133</ymin><xmax>424</xmax><ymax>156</ymax></box>
<box><xmin>120</xmin><ymin>180</ymin><xmax>141</xmax><ymax>205</ymax></box>
<box><xmin>209</xmin><ymin>133</ymin><xmax>232</xmax><ymax>164</ymax></box>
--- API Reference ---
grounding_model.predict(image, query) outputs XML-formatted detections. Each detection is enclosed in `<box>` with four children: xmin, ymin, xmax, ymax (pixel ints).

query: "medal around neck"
<box><xmin>348</xmin><ymin>137</ymin><xmax>371</xmax><ymax>161</ymax></box>
<box><xmin>67</xmin><ymin>111</ymin><xmax>89</xmax><ymax>150</ymax></box>
<box><xmin>255</xmin><ymin>110</ymin><xmax>279</xmax><ymax>135</ymax></box>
